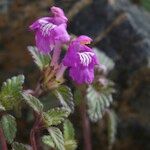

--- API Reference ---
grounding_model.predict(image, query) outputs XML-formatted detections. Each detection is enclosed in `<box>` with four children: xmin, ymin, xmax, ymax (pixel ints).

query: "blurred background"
<box><xmin>0</xmin><ymin>0</ymin><xmax>150</xmax><ymax>150</ymax></box>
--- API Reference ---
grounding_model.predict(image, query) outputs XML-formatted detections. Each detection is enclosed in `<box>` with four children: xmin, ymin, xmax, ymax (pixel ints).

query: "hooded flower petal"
<box><xmin>29</xmin><ymin>6</ymin><xmax>70</xmax><ymax>54</ymax></box>
<box><xmin>63</xmin><ymin>35</ymin><xmax>98</xmax><ymax>84</ymax></box>
<box><xmin>50</xmin><ymin>24</ymin><xmax>70</xmax><ymax>44</ymax></box>
<box><xmin>50</xmin><ymin>6</ymin><xmax>68</xmax><ymax>25</ymax></box>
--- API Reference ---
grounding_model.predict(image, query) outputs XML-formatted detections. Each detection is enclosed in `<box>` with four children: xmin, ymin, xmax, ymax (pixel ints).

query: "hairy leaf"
<box><xmin>65</xmin><ymin>140</ymin><xmax>77</xmax><ymax>150</ymax></box>
<box><xmin>54</xmin><ymin>85</ymin><xmax>74</xmax><ymax>112</ymax></box>
<box><xmin>0</xmin><ymin>75</ymin><xmax>24</xmax><ymax>110</ymax></box>
<box><xmin>87</xmin><ymin>86</ymin><xmax>113</xmax><ymax>122</ymax></box>
<box><xmin>1</xmin><ymin>115</ymin><xmax>17</xmax><ymax>144</ymax></box>
<box><xmin>64</xmin><ymin>120</ymin><xmax>77</xmax><ymax>150</ymax></box>
<box><xmin>22</xmin><ymin>93</ymin><xmax>43</xmax><ymax>113</ymax></box>
<box><xmin>12</xmin><ymin>142</ymin><xmax>27</xmax><ymax>150</ymax></box>
<box><xmin>43</xmin><ymin>108</ymin><xmax>70</xmax><ymax>126</ymax></box>
<box><xmin>48</xmin><ymin>127</ymin><xmax>65</xmax><ymax>150</ymax></box>
<box><xmin>63</xmin><ymin>120</ymin><xmax>75</xmax><ymax>140</ymax></box>
<box><xmin>42</xmin><ymin>135</ymin><xmax>55</xmax><ymax>148</ymax></box>
<box><xmin>28</xmin><ymin>46</ymin><xmax>51</xmax><ymax>70</ymax></box>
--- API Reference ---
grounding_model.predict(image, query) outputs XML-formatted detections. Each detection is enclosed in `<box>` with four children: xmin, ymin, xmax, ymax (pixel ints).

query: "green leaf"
<box><xmin>43</xmin><ymin>108</ymin><xmax>70</xmax><ymax>126</ymax></box>
<box><xmin>64</xmin><ymin>140</ymin><xmax>77</xmax><ymax>150</ymax></box>
<box><xmin>64</xmin><ymin>120</ymin><xmax>77</xmax><ymax>150</ymax></box>
<box><xmin>93</xmin><ymin>48</ymin><xmax>115</xmax><ymax>71</ymax></box>
<box><xmin>42</xmin><ymin>135</ymin><xmax>55</xmax><ymax>148</ymax></box>
<box><xmin>22</xmin><ymin>93</ymin><xmax>43</xmax><ymax>113</ymax></box>
<box><xmin>1</xmin><ymin>114</ymin><xmax>17</xmax><ymax>144</ymax></box>
<box><xmin>63</xmin><ymin>120</ymin><xmax>75</xmax><ymax>140</ymax></box>
<box><xmin>107</xmin><ymin>110</ymin><xmax>117</xmax><ymax>149</ymax></box>
<box><xmin>48</xmin><ymin>127</ymin><xmax>65</xmax><ymax>150</ymax></box>
<box><xmin>0</xmin><ymin>75</ymin><xmax>24</xmax><ymax>110</ymax></box>
<box><xmin>87</xmin><ymin>86</ymin><xmax>113</xmax><ymax>122</ymax></box>
<box><xmin>54</xmin><ymin>85</ymin><xmax>74</xmax><ymax>113</ymax></box>
<box><xmin>12</xmin><ymin>142</ymin><xmax>27</xmax><ymax>150</ymax></box>
<box><xmin>28</xmin><ymin>46</ymin><xmax>51</xmax><ymax>70</ymax></box>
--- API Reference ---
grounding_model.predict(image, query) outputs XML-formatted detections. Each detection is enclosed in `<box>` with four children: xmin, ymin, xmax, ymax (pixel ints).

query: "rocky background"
<box><xmin>0</xmin><ymin>0</ymin><xmax>150</xmax><ymax>150</ymax></box>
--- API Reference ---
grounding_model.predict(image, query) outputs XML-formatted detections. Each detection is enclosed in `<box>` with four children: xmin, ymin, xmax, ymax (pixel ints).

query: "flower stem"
<box><xmin>79</xmin><ymin>100</ymin><xmax>92</xmax><ymax>150</ymax></box>
<box><xmin>51</xmin><ymin>44</ymin><xmax>61</xmax><ymax>66</ymax></box>
<box><xmin>56</xmin><ymin>64</ymin><xmax>67</xmax><ymax>80</ymax></box>
<box><xmin>0</xmin><ymin>127</ymin><xmax>8</xmax><ymax>150</ymax></box>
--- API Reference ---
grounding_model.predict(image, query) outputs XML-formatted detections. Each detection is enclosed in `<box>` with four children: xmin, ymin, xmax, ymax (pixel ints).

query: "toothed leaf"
<box><xmin>64</xmin><ymin>140</ymin><xmax>77</xmax><ymax>150</ymax></box>
<box><xmin>12</xmin><ymin>142</ymin><xmax>27</xmax><ymax>150</ymax></box>
<box><xmin>42</xmin><ymin>135</ymin><xmax>55</xmax><ymax>148</ymax></box>
<box><xmin>0</xmin><ymin>75</ymin><xmax>24</xmax><ymax>110</ymax></box>
<box><xmin>64</xmin><ymin>120</ymin><xmax>77</xmax><ymax>150</ymax></box>
<box><xmin>63</xmin><ymin>120</ymin><xmax>75</xmax><ymax>140</ymax></box>
<box><xmin>48</xmin><ymin>127</ymin><xmax>65</xmax><ymax>150</ymax></box>
<box><xmin>87</xmin><ymin>85</ymin><xmax>113</xmax><ymax>122</ymax></box>
<box><xmin>1</xmin><ymin>115</ymin><xmax>17</xmax><ymax>144</ymax></box>
<box><xmin>22</xmin><ymin>93</ymin><xmax>43</xmax><ymax>113</ymax></box>
<box><xmin>43</xmin><ymin>108</ymin><xmax>70</xmax><ymax>126</ymax></box>
<box><xmin>54</xmin><ymin>85</ymin><xmax>74</xmax><ymax>113</ymax></box>
<box><xmin>28</xmin><ymin>46</ymin><xmax>51</xmax><ymax>70</ymax></box>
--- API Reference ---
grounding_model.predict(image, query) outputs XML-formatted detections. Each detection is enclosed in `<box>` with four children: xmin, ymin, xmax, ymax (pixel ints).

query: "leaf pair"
<box><xmin>42</xmin><ymin>120</ymin><xmax>77</xmax><ymax>150</ymax></box>
<box><xmin>22</xmin><ymin>93</ymin><xmax>70</xmax><ymax>125</ymax></box>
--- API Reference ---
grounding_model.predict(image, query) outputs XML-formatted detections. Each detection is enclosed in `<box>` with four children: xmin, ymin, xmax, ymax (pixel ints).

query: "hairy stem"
<box><xmin>30</xmin><ymin>128</ymin><xmax>37</xmax><ymax>150</ymax></box>
<box><xmin>29</xmin><ymin>83</ymin><xmax>43</xmax><ymax>150</ymax></box>
<box><xmin>0</xmin><ymin>127</ymin><xmax>8</xmax><ymax>150</ymax></box>
<box><xmin>30</xmin><ymin>113</ymin><xmax>44</xmax><ymax>150</ymax></box>
<box><xmin>79</xmin><ymin>100</ymin><xmax>92</xmax><ymax>150</ymax></box>
<box><xmin>30</xmin><ymin>113</ymin><xmax>39</xmax><ymax>150</ymax></box>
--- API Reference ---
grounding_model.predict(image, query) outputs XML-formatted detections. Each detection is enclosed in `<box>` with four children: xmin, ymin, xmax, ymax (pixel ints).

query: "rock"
<box><xmin>69</xmin><ymin>0</ymin><xmax>150</xmax><ymax>149</ymax></box>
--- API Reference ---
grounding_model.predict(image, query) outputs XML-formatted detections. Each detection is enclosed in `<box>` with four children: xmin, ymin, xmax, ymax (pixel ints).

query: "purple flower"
<box><xmin>63</xmin><ymin>36</ymin><xmax>98</xmax><ymax>84</ymax></box>
<box><xmin>29</xmin><ymin>6</ymin><xmax>70</xmax><ymax>54</ymax></box>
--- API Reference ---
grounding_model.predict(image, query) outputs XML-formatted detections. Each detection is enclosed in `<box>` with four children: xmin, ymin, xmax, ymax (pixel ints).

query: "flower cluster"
<box><xmin>30</xmin><ymin>6</ymin><xmax>98</xmax><ymax>84</ymax></box>
<box><xmin>29</xmin><ymin>6</ymin><xmax>70</xmax><ymax>54</ymax></box>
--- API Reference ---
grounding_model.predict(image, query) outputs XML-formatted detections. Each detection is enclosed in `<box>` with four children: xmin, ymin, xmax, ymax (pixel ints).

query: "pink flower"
<box><xmin>29</xmin><ymin>6</ymin><xmax>70</xmax><ymax>54</ymax></box>
<box><xmin>63</xmin><ymin>36</ymin><xmax>98</xmax><ymax>84</ymax></box>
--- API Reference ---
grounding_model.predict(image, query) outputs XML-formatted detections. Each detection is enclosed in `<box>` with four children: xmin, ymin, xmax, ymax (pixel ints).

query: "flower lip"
<box><xmin>76</xmin><ymin>35</ymin><xmax>93</xmax><ymax>45</ymax></box>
